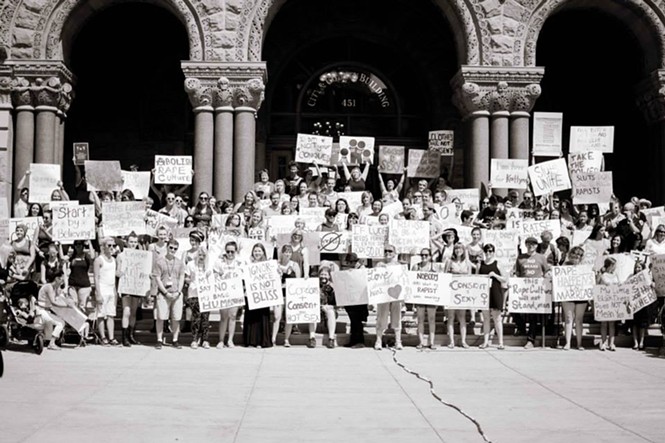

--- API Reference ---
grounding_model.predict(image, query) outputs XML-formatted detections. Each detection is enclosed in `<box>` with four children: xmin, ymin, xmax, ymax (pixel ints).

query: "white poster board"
<box><xmin>552</xmin><ymin>265</ymin><xmax>595</xmax><ymax>302</ymax></box>
<box><xmin>102</xmin><ymin>201</ymin><xmax>147</xmax><ymax>237</ymax></box>
<box><xmin>428</xmin><ymin>130</ymin><xmax>454</xmax><ymax>156</ymax></box>
<box><xmin>198</xmin><ymin>269</ymin><xmax>245</xmax><ymax>312</ymax></box>
<box><xmin>118</xmin><ymin>249</ymin><xmax>152</xmax><ymax>296</ymax></box>
<box><xmin>331</xmin><ymin>269</ymin><xmax>368</xmax><ymax>306</ymax></box>
<box><xmin>405</xmin><ymin>271</ymin><xmax>450</xmax><ymax>306</ymax></box>
<box><xmin>120</xmin><ymin>171</ymin><xmax>151</xmax><ymax>200</ymax></box>
<box><xmin>446</xmin><ymin>188</ymin><xmax>480</xmax><ymax>210</ymax></box>
<box><xmin>532</xmin><ymin>112</ymin><xmax>563</xmax><ymax>156</ymax></box>
<box><xmin>490</xmin><ymin>159</ymin><xmax>528</xmax><ymax>189</ymax></box>
<box><xmin>571</xmin><ymin>171</ymin><xmax>613</xmax><ymax>205</ymax></box>
<box><xmin>407</xmin><ymin>149</ymin><xmax>440</xmax><ymax>178</ymax></box>
<box><xmin>154</xmin><ymin>155</ymin><xmax>193</xmax><ymax>184</ymax></box>
<box><xmin>338</xmin><ymin>136</ymin><xmax>375</xmax><ymax>164</ymax></box>
<box><xmin>29</xmin><ymin>163</ymin><xmax>60</xmax><ymax>203</ymax></box>
<box><xmin>244</xmin><ymin>260</ymin><xmax>284</xmax><ymax>310</ymax></box>
<box><xmin>285</xmin><ymin>278</ymin><xmax>321</xmax><ymax>324</ymax></box>
<box><xmin>367</xmin><ymin>265</ymin><xmax>408</xmax><ymax>305</ymax></box>
<box><xmin>508</xmin><ymin>278</ymin><xmax>552</xmax><ymax>314</ymax></box>
<box><xmin>527</xmin><ymin>158</ymin><xmax>572</xmax><ymax>197</ymax></box>
<box><xmin>446</xmin><ymin>275</ymin><xmax>491</xmax><ymax>310</ymax></box>
<box><xmin>569</xmin><ymin>126</ymin><xmax>614</xmax><ymax>153</ymax></box>
<box><xmin>593</xmin><ymin>284</ymin><xmax>633</xmax><ymax>321</ymax></box>
<box><xmin>52</xmin><ymin>205</ymin><xmax>96</xmax><ymax>242</ymax></box>
<box><xmin>295</xmin><ymin>134</ymin><xmax>333</xmax><ymax>166</ymax></box>
<box><xmin>378</xmin><ymin>145</ymin><xmax>405</xmax><ymax>173</ymax></box>
<box><xmin>568</xmin><ymin>151</ymin><xmax>603</xmax><ymax>175</ymax></box>
<box><xmin>388</xmin><ymin>220</ymin><xmax>430</xmax><ymax>254</ymax></box>
<box><xmin>352</xmin><ymin>224</ymin><xmax>388</xmax><ymax>258</ymax></box>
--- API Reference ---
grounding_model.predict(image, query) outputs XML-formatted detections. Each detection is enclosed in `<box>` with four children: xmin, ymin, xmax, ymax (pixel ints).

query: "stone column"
<box><xmin>33</xmin><ymin>77</ymin><xmax>66</xmax><ymax>164</ymax></box>
<box><xmin>0</xmin><ymin>74</ymin><xmax>13</xmax><ymax>204</ymax></box>
<box><xmin>636</xmin><ymin>69</ymin><xmax>665</xmax><ymax>203</ymax></box>
<box><xmin>510</xmin><ymin>83</ymin><xmax>542</xmax><ymax>161</ymax></box>
<box><xmin>466</xmin><ymin>111</ymin><xmax>490</xmax><ymax>189</ymax></box>
<box><xmin>11</xmin><ymin>77</ymin><xmax>34</xmax><ymax>195</ymax></box>
<box><xmin>184</xmin><ymin>78</ymin><xmax>214</xmax><ymax>197</ymax></box>
<box><xmin>233</xmin><ymin>78</ymin><xmax>265</xmax><ymax>202</ymax></box>
<box><xmin>213</xmin><ymin>77</ymin><xmax>234</xmax><ymax>201</ymax></box>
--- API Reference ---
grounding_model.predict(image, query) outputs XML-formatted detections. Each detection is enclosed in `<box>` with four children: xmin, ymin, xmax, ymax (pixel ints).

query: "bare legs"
<box><xmin>417</xmin><ymin>306</ymin><xmax>437</xmax><ymax>348</ymax></box>
<box><xmin>218</xmin><ymin>307</ymin><xmax>238</xmax><ymax>348</ymax></box>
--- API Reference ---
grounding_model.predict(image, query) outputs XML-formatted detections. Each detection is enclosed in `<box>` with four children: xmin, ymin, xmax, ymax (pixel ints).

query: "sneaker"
<box><xmin>172</xmin><ymin>341</ymin><xmax>182</xmax><ymax>349</ymax></box>
<box><xmin>599</xmin><ymin>343</ymin><xmax>606</xmax><ymax>351</ymax></box>
<box><xmin>307</xmin><ymin>337</ymin><xmax>316</xmax><ymax>348</ymax></box>
<box><xmin>429</xmin><ymin>344</ymin><xmax>438</xmax><ymax>350</ymax></box>
<box><xmin>227</xmin><ymin>341</ymin><xmax>235</xmax><ymax>349</ymax></box>
<box><xmin>155</xmin><ymin>340</ymin><xmax>163</xmax><ymax>350</ymax></box>
<box><xmin>284</xmin><ymin>340</ymin><xmax>291</xmax><ymax>348</ymax></box>
<box><xmin>202</xmin><ymin>341</ymin><xmax>210</xmax><ymax>349</ymax></box>
<box><xmin>524</xmin><ymin>341</ymin><xmax>534</xmax><ymax>349</ymax></box>
<box><xmin>47</xmin><ymin>342</ymin><xmax>61</xmax><ymax>351</ymax></box>
<box><xmin>374</xmin><ymin>341</ymin><xmax>382</xmax><ymax>350</ymax></box>
<box><xmin>395</xmin><ymin>342</ymin><xmax>403</xmax><ymax>350</ymax></box>
<box><xmin>216</xmin><ymin>342</ymin><xmax>225</xmax><ymax>349</ymax></box>
<box><xmin>327</xmin><ymin>338</ymin><xmax>335</xmax><ymax>349</ymax></box>
<box><xmin>101</xmin><ymin>338</ymin><xmax>110</xmax><ymax>347</ymax></box>
<box><xmin>609</xmin><ymin>345</ymin><xmax>616</xmax><ymax>352</ymax></box>
<box><xmin>109</xmin><ymin>339</ymin><xmax>120</xmax><ymax>346</ymax></box>
<box><xmin>191</xmin><ymin>341</ymin><xmax>199</xmax><ymax>349</ymax></box>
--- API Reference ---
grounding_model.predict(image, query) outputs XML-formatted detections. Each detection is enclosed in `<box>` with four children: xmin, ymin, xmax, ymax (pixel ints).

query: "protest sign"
<box><xmin>102</xmin><ymin>201</ymin><xmax>146</xmax><ymax>237</ymax></box>
<box><xmin>405</xmin><ymin>271</ymin><xmax>450</xmax><ymax>306</ymax></box>
<box><xmin>641</xmin><ymin>206</ymin><xmax>665</xmax><ymax>227</ymax></box>
<box><xmin>29</xmin><ymin>163</ymin><xmax>60</xmax><ymax>203</ymax></box>
<box><xmin>381</xmin><ymin>201</ymin><xmax>404</xmax><ymax>219</ymax></box>
<box><xmin>607</xmin><ymin>253</ymin><xmax>636</xmax><ymax>282</ymax></box>
<box><xmin>651</xmin><ymin>254</ymin><xmax>665</xmax><ymax>296</ymax></box>
<box><xmin>73</xmin><ymin>142</ymin><xmax>89</xmax><ymax>165</ymax></box>
<box><xmin>436</xmin><ymin>203</ymin><xmax>458</xmax><ymax>224</ymax></box>
<box><xmin>552</xmin><ymin>265</ymin><xmax>595</xmax><ymax>302</ymax></box>
<box><xmin>367</xmin><ymin>265</ymin><xmax>408</xmax><ymax>305</ymax></box>
<box><xmin>407</xmin><ymin>149</ymin><xmax>440</xmax><ymax>178</ymax></box>
<box><xmin>120</xmin><ymin>171</ymin><xmax>150</xmax><ymax>200</ymax></box>
<box><xmin>505</xmin><ymin>208</ymin><xmax>524</xmax><ymax>231</ymax></box>
<box><xmin>197</xmin><ymin>269</ymin><xmax>245</xmax><ymax>312</ymax></box>
<box><xmin>572</xmin><ymin>230</ymin><xmax>593</xmax><ymax>247</ymax></box>
<box><xmin>331</xmin><ymin>269</ymin><xmax>368</xmax><ymax>306</ymax></box>
<box><xmin>319</xmin><ymin>231</ymin><xmax>351</xmax><ymax>254</ymax></box>
<box><xmin>50</xmin><ymin>305</ymin><xmax>88</xmax><ymax>333</ymax></box>
<box><xmin>266</xmin><ymin>215</ymin><xmax>299</xmax><ymax>236</ymax></box>
<box><xmin>52</xmin><ymin>205</ymin><xmax>96</xmax><ymax>242</ymax></box>
<box><xmin>352</xmin><ymin>225</ymin><xmax>388</xmax><ymax>258</ymax></box>
<box><xmin>569</xmin><ymin>126</ymin><xmax>614</xmax><ymax>153</ymax></box>
<box><xmin>446</xmin><ymin>188</ymin><xmax>480</xmax><ymax>210</ymax></box>
<box><xmin>483</xmin><ymin>229</ymin><xmax>519</xmax><ymax>277</ymax></box>
<box><xmin>338</xmin><ymin>136</ymin><xmax>375</xmax><ymax>164</ymax></box>
<box><xmin>446</xmin><ymin>275</ymin><xmax>491</xmax><ymax>310</ymax></box>
<box><xmin>389</xmin><ymin>220</ymin><xmax>429</xmax><ymax>254</ymax></box>
<box><xmin>85</xmin><ymin>160</ymin><xmax>123</xmax><ymax>192</ymax></box>
<box><xmin>572</xmin><ymin>171</ymin><xmax>613</xmax><ymax>205</ymax></box>
<box><xmin>568</xmin><ymin>151</ymin><xmax>603</xmax><ymax>175</ymax></box>
<box><xmin>0</xmin><ymin>218</ymin><xmax>9</xmax><ymax>245</ymax></box>
<box><xmin>593</xmin><ymin>284</ymin><xmax>633</xmax><ymax>321</ymax></box>
<box><xmin>490</xmin><ymin>159</ymin><xmax>528</xmax><ymax>189</ymax></box>
<box><xmin>378</xmin><ymin>145</ymin><xmax>405</xmax><ymax>173</ymax></box>
<box><xmin>118</xmin><ymin>249</ymin><xmax>152</xmax><ymax>296</ymax></box>
<box><xmin>295</xmin><ymin>133</ymin><xmax>333</xmax><ymax>165</ymax></box>
<box><xmin>244</xmin><ymin>260</ymin><xmax>283</xmax><ymax>310</ymax></box>
<box><xmin>334</xmin><ymin>213</ymin><xmax>348</xmax><ymax>230</ymax></box>
<box><xmin>299</xmin><ymin>207</ymin><xmax>327</xmax><ymax>230</ymax></box>
<box><xmin>144</xmin><ymin>209</ymin><xmax>178</xmax><ymax>237</ymax></box>
<box><xmin>528</xmin><ymin>158</ymin><xmax>571</xmax><ymax>196</ymax></box>
<box><xmin>532</xmin><ymin>112</ymin><xmax>563</xmax><ymax>156</ymax></box>
<box><xmin>521</xmin><ymin>219</ymin><xmax>561</xmax><ymax>243</ymax></box>
<box><xmin>154</xmin><ymin>155</ymin><xmax>193</xmax><ymax>184</ymax></box>
<box><xmin>508</xmin><ymin>278</ymin><xmax>552</xmax><ymax>314</ymax></box>
<box><xmin>9</xmin><ymin>217</ymin><xmax>42</xmax><ymax>239</ymax></box>
<box><xmin>336</xmin><ymin>192</ymin><xmax>363</xmax><ymax>212</ymax></box>
<box><xmin>428</xmin><ymin>130</ymin><xmax>454</xmax><ymax>156</ymax></box>
<box><xmin>625</xmin><ymin>270</ymin><xmax>656</xmax><ymax>313</ymax></box>
<box><xmin>212</xmin><ymin>214</ymin><xmax>230</xmax><ymax>229</ymax></box>
<box><xmin>285</xmin><ymin>278</ymin><xmax>321</xmax><ymax>324</ymax></box>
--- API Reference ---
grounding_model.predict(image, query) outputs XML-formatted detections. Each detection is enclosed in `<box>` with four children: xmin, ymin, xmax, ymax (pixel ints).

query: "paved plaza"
<box><xmin>1</xmin><ymin>344</ymin><xmax>664</xmax><ymax>443</ymax></box>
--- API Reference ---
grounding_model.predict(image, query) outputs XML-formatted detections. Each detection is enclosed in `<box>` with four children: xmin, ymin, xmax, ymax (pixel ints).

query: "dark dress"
<box><xmin>243</xmin><ymin>263</ymin><xmax>273</xmax><ymax>347</ymax></box>
<box><xmin>478</xmin><ymin>261</ymin><xmax>503</xmax><ymax>310</ymax></box>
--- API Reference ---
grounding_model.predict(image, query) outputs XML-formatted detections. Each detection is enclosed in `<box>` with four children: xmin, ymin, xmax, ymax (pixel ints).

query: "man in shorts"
<box><xmin>154</xmin><ymin>239</ymin><xmax>185</xmax><ymax>349</ymax></box>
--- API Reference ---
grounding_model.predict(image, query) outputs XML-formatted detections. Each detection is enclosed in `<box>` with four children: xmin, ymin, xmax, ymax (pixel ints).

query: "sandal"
<box><xmin>479</xmin><ymin>343</ymin><xmax>488</xmax><ymax>349</ymax></box>
<box><xmin>109</xmin><ymin>339</ymin><xmax>120</xmax><ymax>346</ymax></box>
<box><xmin>447</xmin><ymin>343</ymin><xmax>455</xmax><ymax>349</ymax></box>
<box><xmin>462</xmin><ymin>343</ymin><xmax>470</xmax><ymax>349</ymax></box>
<box><xmin>416</xmin><ymin>344</ymin><xmax>423</xmax><ymax>350</ymax></box>
<box><xmin>497</xmin><ymin>345</ymin><xmax>505</xmax><ymax>350</ymax></box>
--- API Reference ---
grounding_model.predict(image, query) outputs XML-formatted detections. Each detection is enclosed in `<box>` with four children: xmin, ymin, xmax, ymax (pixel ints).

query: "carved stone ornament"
<box><xmin>184</xmin><ymin>77</ymin><xmax>213</xmax><ymax>109</ymax></box>
<box><xmin>232</xmin><ymin>78</ymin><xmax>265</xmax><ymax>110</ymax></box>
<box><xmin>213</xmin><ymin>76</ymin><xmax>233</xmax><ymax>108</ymax></box>
<box><xmin>635</xmin><ymin>69</ymin><xmax>665</xmax><ymax>124</ymax></box>
<box><xmin>32</xmin><ymin>76</ymin><xmax>62</xmax><ymax>108</ymax></box>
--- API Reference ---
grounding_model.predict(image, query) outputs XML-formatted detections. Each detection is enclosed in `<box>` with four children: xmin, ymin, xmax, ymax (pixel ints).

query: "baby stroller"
<box><xmin>0</xmin><ymin>280</ymin><xmax>45</xmax><ymax>354</ymax></box>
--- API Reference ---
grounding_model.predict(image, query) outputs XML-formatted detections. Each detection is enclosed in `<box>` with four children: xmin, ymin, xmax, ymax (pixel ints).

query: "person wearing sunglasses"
<box><xmin>477</xmin><ymin>244</ymin><xmax>507</xmax><ymax>349</ymax></box>
<box><xmin>94</xmin><ymin>238</ymin><xmax>120</xmax><ymax>346</ymax></box>
<box><xmin>644</xmin><ymin>224</ymin><xmax>665</xmax><ymax>255</ymax></box>
<box><xmin>153</xmin><ymin>239</ymin><xmax>185</xmax><ymax>349</ymax></box>
<box><xmin>190</xmin><ymin>192</ymin><xmax>214</xmax><ymax>228</ymax></box>
<box><xmin>159</xmin><ymin>192</ymin><xmax>188</xmax><ymax>226</ymax></box>
<box><xmin>374</xmin><ymin>245</ymin><xmax>403</xmax><ymax>350</ymax></box>
<box><xmin>414</xmin><ymin>248</ymin><xmax>439</xmax><ymax>349</ymax></box>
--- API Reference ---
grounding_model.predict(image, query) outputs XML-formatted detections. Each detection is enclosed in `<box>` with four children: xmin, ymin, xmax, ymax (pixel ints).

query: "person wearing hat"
<box><xmin>433</xmin><ymin>228</ymin><xmax>458</xmax><ymax>263</ymax></box>
<box><xmin>513</xmin><ymin>236</ymin><xmax>551</xmax><ymax>348</ymax></box>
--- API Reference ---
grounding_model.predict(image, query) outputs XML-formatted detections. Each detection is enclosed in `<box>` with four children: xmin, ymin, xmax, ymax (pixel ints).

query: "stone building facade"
<box><xmin>1</xmin><ymin>0</ymin><xmax>664</xmax><ymax>206</ymax></box>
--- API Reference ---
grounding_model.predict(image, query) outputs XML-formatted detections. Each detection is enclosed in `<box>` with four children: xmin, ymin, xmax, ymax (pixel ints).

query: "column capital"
<box><xmin>232</xmin><ymin>78</ymin><xmax>265</xmax><ymax>111</ymax></box>
<box><xmin>452</xmin><ymin>66</ymin><xmax>544</xmax><ymax>117</ymax></box>
<box><xmin>184</xmin><ymin>77</ymin><xmax>214</xmax><ymax>110</ymax></box>
<box><xmin>5</xmin><ymin>61</ymin><xmax>74</xmax><ymax>113</ymax></box>
<box><xmin>636</xmin><ymin>69</ymin><xmax>665</xmax><ymax>125</ymax></box>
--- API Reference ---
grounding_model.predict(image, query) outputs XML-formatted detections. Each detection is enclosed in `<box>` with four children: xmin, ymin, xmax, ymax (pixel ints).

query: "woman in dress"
<box><xmin>94</xmin><ymin>238</ymin><xmax>119</xmax><ymax>346</ymax></box>
<box><xmin>443</xmin><ymin>242</ymin><xmax>473</xmax><ymax>348</ymax></box>
<box><xmin>274</xmin><ymin>244</ymin><xmax>301</xmax><ymax>347</ymax></box>
<box><xmin>242</xmin><ymin>243</ymin><xmax>273</xmax><ymax>348</ymax></box>
<box><xmin>477</xmin><ymin>244</ymin><xmax>507</xmax><ymax>350</ymax></box>
<box><xmin>414</xmin><ymin>248</ymin><xmax>439</xmax><ymax>349</ymax></box>
<box><xmin>561</xmin><ymin>246</ymin><xmax>587</xmax><ymax>350</ymax></box>
<box><xmin>597</xmin><ymin>257</ymin><xmax>620</xmax><ymax>351</ymax></box>
<box><xmin>184</xmin><ymin>247</ymin><xmax>210</xmax><ymax>349</ymax></box>
<box><xmin>466</xmin><ymin>227</ymin><xmax>484</xmax><ymax>269</ymax></box>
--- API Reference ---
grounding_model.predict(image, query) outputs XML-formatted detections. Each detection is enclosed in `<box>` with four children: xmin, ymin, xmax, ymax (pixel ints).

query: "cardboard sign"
<box><xmin>299</xmin><ymin>207</ymin><xmax>327</xmax><ymax>230</ymax></box>
<box><xmin>625</xmin><ymin>270</ymin><xmax>656</xmax><ymax>313</ymax></box>
<box><xmin>295</xmin><ymin>134</ymin><xmax>333</xmax><ymax>166</ymax></box>
<box><xmin>335</xmin><ymin>192</ymin><xmax>364</xmax><ymax>213</ymax></box>
<box><xmin>528</xmin><ymin>158</ymin><xmax>572</xmax><ymax>197</ymax></box>
<box><xmin>85</xmin><ymin>160</ymin><xmax>123</xmax><ymax>192</ymax></box>
<box><xmin>266</xmin><ymin>215</ymin><xmax>299</xmax><ymax>236</ymax></box>
<box><xmin>593</xmin><ymin>284</ymin><xmax>633</xmax><ymax>321</ymax></box>
<box><xmin>29</xmin><ymin>163</ymin><xmax>61</xmax><ymax>203</ymax></box>
<box><xmin>428</xmin><ymin>130</ymin><xmax>454</xmax><ymax>156</ymax></box>
<box><xmin>606</xmin><ymin>253</ymin><xmax>636</xmax><ymax>282</ymax></box>
<box><xmin>651</xmin><ymin>254</ymin><xmax>665</xmax><ymax>296</ymax></box>
<box><xmin>446</xmin><ymin>275</ymin><xmax>491</xmax><ymax>310</ymax></box>
<box><xmin>552</xmin><ymin>265</ymin><xmax>595</xmax><ymax>302</ymax></box>
<box><xmin>198</xmin><ymin>269</ymin><xmax>245</xmax><ymax>312</ymax></box>
<box><xmin>318</xmin><ymin>231</ymin><xmax>351</xmax><ymax>254</ymax></box>
<box><xmin>572</xmin><ymin>171</ymin><xmax>613</xmax><ymax>204</ymax></box>
<box><xmin>490</xmin><ymin>159</ymin><xmax>528</xmax><ymax>189</ymax></box>
<box><xmin>244</xmin><ymin>260</ymin><xmax>283</xmax><ymax>310</ymax></box>
<box><xmin>118</xmin><ymin>249</ymin><xmax>152</xmax><ymax>296</ymax></box>
<box><xmin>532</xmin><ymin>112</ymin><xmax>563</xmax><ymax>156</ymax></box>
<box><xmin>389</xmin><ymin>220</ymin><xmax>429</xmax><ymax>254</ymax></box>
<box><xmin>285</xmin><ymin>278</ymin><xmax>321</xmax><ymax>324</ymax></box>
<box><xmin>381</xmin><ymin>201</ymin><xmax>404</xmax><ymax>219</ymax></box>
<box><xmin>367</xmin><ymin>265</ymin><xmax>408</xmax><ymax>305</ymax></box>
<box><xmin>436</xmin><ymin>203</ymin><xmax>459</xmax><ymax>224</ymax></box>
<box><xmin>9</xmin><ymin>217</ymin><xmax>42</xmax><ymax>240</ymax></box>
<box><xmin>378</xmin><ymin>145</ymin><xmax>405</xmax><ymax>173</ymax></box>
<box><xmin>407</xmin><ymin>149</ymin><xmax>440</xmax><ymax>178</ymax></box>
<box><xmin>520</xmin><ymin>219</ymin><xmax>561</xmax><ymax>244</ymax></box>
<box><xmin>52</xmin><ymin>204</ymin><xmax>96</xmax><ymax>242</ymax></box>
<box><xmin>446</xmin><ymin>188</ymin><xmax>480</xmax><ymax>210</ymax></box>
<box><xmin>73</xmin><ymin>142</ymin><xmax>89</xmax><ymax>166</ymax></box>
<box><xmin>50</xmin><ymin>305</ymin><xmax>88</xmax><ymax>333</ymax></box>
<box><xmin>338</xmin><ymin>136</ymin><xmax>375</xmax><ymax>164</ymax></box>
<box><xmin>508</xmin><ymin>278</ymin><xmax>552</xmax><ymax>314</ymax></box>
<box><xmin>352</xmin><ymin>224</ymin><xmax>388</xmax><ymax>258</ymax></box>
<box><xmin>484</xmin><ymin>230</ymin><xmax>519</xmax><ymax>277</ymax></box>
<box><xmin>331</xmin><ymin>269</ymin><xmax>368</xmax><ymax>306</ymax></box>
<box><xmin>102</xmin><ymin>201</ymin><xmax>146</xmax><ymax>237</ymax></box>
<box><xmin>568</xmin><ymin>151</ymin><xmax>603</xmax><ymax>175</ymax></box>
<box><xmin>120</xmin><ymin>171</ymin><xmax>150</xmax><ymax>200</ymax></box>
<box><xmin>145</xmin><ymin>209</ymin><xmax>178</xmax><ymax>237</ymax></box>
<box><xmin>405</xmin><ymin>271</ymin><xmax>450</xmax><ymax>306</ymax></box>
<box><xmin>506</xmin><ymin>208</ymin><xmax>524</xmax><ymax>231</ymax></box>
<box><xmin>154</xmin><ymin>155</ymin><xmax>193</xmax><ymax>184</ymax></box>
<box><xmin>569</xmin><ymin>126</ymin><xmax>614</xmax><ymax>153</ymax></box>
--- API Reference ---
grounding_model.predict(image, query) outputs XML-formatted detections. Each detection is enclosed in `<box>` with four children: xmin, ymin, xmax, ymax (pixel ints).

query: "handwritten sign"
<box><xmin>572</xmin><ymin>171</ymin><xmax>613</xmax><ymax>204</ymax></box>
<box><xmin>299</xmin><ymin>207</ymin><xmax>327</xmax><ymax>230</ymax></box>
<box><xmin>532</xmin><ymin>112</ymin><xmax>562</xmax><ymax>156</ymax></box>
<box><xmin>436</xmin><ymin>203</ymin><xmax>458</xmax><ymax>224</ymax></box>
<box><xmin>319</xmin><ymin>231</ymin><xmax>351</xmax><ymax>254</ymax></box>
<box><xmin>244</xmin><ymin>260</ymin><xmax>283</xmax><ymax>310</ymax></box>
<box><xmin>338</xmin><ymin>136</ymin><xmax>375</xmax><ymax>164</ymax></box>
<box><xmin>625</xmin><ymin>270</ymin><xmax>656</xmax><ymax>313</ymax></box>
<box><xmin>367</xmin><ymin>265</ymin><xmax>408</xmax><ymax>305</ymax></box>
<box><xmin>568</xmin><ymin>151</ymin><xmax>602</xmax><ymax>175</ymax></box>
<box><xmin>266</xmin><ymin>215</ymin><xmax>299</xmax><ymax>236</ymax></box>
<box><xmin>120</xmin><ymin>171</ymin><xmax>150</xmax><ymax>200</ymax></box>
<box><xmin>490</xmin><ymin>159</ymin><xmax>528</xmax><ymax>189</ymax></box>
<box><xmin>29</xmin><ymin>163</ymin><xmax>60</xmax><ymax>203</ymax></box>
<box><xmin>154</xmin><ymin>155</ymin><xmax>192</xmax><ymax>184</ymax></box>
<box><xmin>506</xmin><ymin>208</ymin><xmax>524</xmax><ymax>231</ymax></box>
<box><xmin>144</xmin><ymin>209</ymin><xmax>178</xmax><ymax>237</ymax></box>
<box><xmin>198</xmin><ymin>270</ymin><xmax>245</xmax><ymax>312</ymax></box>
<box><xmin>508</xmin><ymin>278</ymin><xmax>552</xmax><ymax>314</ymax></box>
<box><xmin>569</xmin><ymin>126</ymin><xmax>614</xmax><ymax>153</ymax></box>
<box><xmin>85</xmin><ymin>160</ymin><xmax>123</xmax><ymax>192</ymax></box>
<box><xmin>407</xmin><ymin>149</ymin><xmax>440</xmax><ymax>178</ymax></box>
<box><xmin>446</xmin><ymin>188</ymin><xmax>480</xmax><ymax>210</ymax></box>
<box><xmin>521</xmin><ymin>219</ymin><xmax>561</xmax><ymax>243</ymax></box>
<box><xmin>446</xmin><ymin>275</ymin><xmax>491</xmax><ymax>310</ymax></box>
<box><xmin>52</xmin><ymin>204</ymin><xmax>96</xmax><ymax>242</ymax></box>
<box><xmin>378</xmin><ymin>145</ymin><xmax>405</xmax><ymax>173</ymax></box>
<box><xmin>295</xmin><ymin>133</ymin><xmax>333</xmax><ymax>165</ymax></box>
<box><xmin>484</xmin><ymin>230</ymin><xmax>519</xmax><ymax>277</ymax></box>
<box><xmin>606</xmin><ymin>253</ymin><xmax>636</xmax><ymax>282</ymax></box>
<box><xmin>552</xmin><ymin>265</ymin><xmax>595</xmax><ymax>302</ymax></box>
<box><xmin>73</xmin><ymin>142</ymin><xmax>89</xmax><ymax>166</ymax></box>
<box><xmin>285</xmin><ymin>278</ymin><xmax>321</xmax><ymax>324</ymax></box>
<box><xmin>118</xmin><ymin>249</ymin><xmax>152</xmax><ymax>296</ymax></box>
<box><xmin>651</xmin><ymin>254</ymin><xmax>665</xmax><ymax>296</ymax></box>
<box><xmin>405</xmin><ymin>271</ymin><xmax>450</xmax><ymax>306</ymax></box>
<box><xmin>335</xmin><ymin>192</ymin><xmax>363</xmax><ymax>212</ymax></box>
<box><xmin>428</xmin><ymin>130</ymin><xmax>454</xmax><ymax>156</ymax></box>
<box><xmin>381</xmin><ymin>201</ymin><xmax>404</xmax><ymax>219</ymax></box>
<box><xmin>353</xmin><ymin>224</ymin><xmax>388</xmax><ymax>258</ymax></box>
<box><xmin>389</xmin><ymin>220</ymin><xmax>429</xmax><ymax>254</ymax></box>
<box><xmin>102</xmin><ymin>201</ymin><xmax>146</xmax><ymax>237</ymax></box>
<box><xmin>593</xmin><ymin>284</ymin><xmax>633</xmax><ymax>321</ymax></box>
<box><xmin>331</xmin><ymin>269</ymin><xmax>368</xmax><ymax>306</ymax></box>
<box><xmin>9</xmin><ymin>217</ymin><xmax>42</xmax><ymax>239</ymax></box>
<box><xmin>527</xmin><ymin>158</ymin><xmax>571</xmax><ymax>197</ymax></box>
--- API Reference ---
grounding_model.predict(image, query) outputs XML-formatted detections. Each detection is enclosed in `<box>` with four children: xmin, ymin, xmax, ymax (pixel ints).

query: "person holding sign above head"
<box><xmin>116</xmin><ymin>233</ymin><xmax>144</xmax><ymax>347</ymax></box>
<box><xmin>275</xmin><ymin>244</ymin><xmax>301</xmax><ymax>347</ymax></box>
<box><xmin>414</xmin><ymin>248</ymin><xmax>439</xmax><ymax>349</ymax></box>
<box><xmin>94</xmin><ymin>238</ymin><xmax>119</xmax><ymax>346</ymax></box>
<box><xmin>597</xmin><ymin>257</ymin><xmax>620</xmax><ymax>352</ymax></box>
<box><xmin>184</xmin><ymin>247</ymin><xmax>211</xmax><ymax>349</ymax></box>
<box><xmin>378</xmin><ymin>168</ymin><xmax>406</xmax><ymax>204</ymax></box>
<box><xmin>253</xmin><ymin>169</ymin><xmax>275</xmax><ymax>200</ymax></box>
<box><xmin>243</xmin><ymin>243</ymin><xmax>273</xmax><ymax>348</ymax></box>
<box><xmin>213</xmin><ymin>241</ymin><xmax>245</xmax><ymax>349</ymax></box>
<box><xmin>443</xmin><ymin>243</ymin><xmax>474</xmax><ymax>349</ymax></box>
<box><xmin>560</xmin><ymin>246</ymin><xmax>587</xmax><ymax>351</ymax></box>
<box><xmin>477</xmin><ymin>244</ymin><xmax>507</xmax><ymax>350</ymax></box>
<box><xmin>153</xmin><ymin>239</ymin><xmax>185</xmax><ymax>349</ymax></box>
<box><xmin>14</xmin><ymin>186</ymin><xmax>30</xmax><ymax>217</ymax></box>
<box><xmin>341</xmin><ymin>161</ymin><xmax>370</xmax><ymax>192</ymax></box>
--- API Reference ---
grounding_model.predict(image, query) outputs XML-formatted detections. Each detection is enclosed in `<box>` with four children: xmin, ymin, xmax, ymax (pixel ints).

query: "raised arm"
<box><xmin>361</xmin><ymin>161</ymin><xmax>370</xmax><ymax>181</ymax></box>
